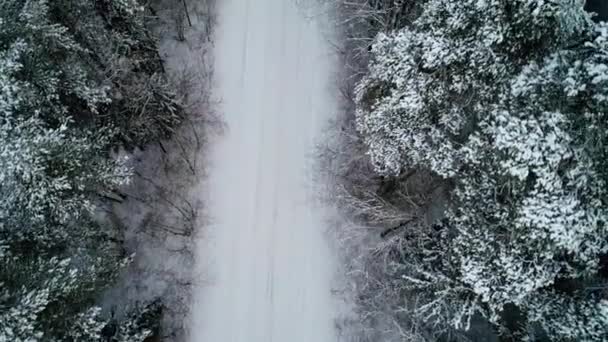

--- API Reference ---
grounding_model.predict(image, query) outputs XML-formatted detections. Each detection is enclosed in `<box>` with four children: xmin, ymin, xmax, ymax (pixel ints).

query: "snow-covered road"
<box><xmin>189</xmin><ymin>0</ymin><xmax>338</xmax><ymax>341</ymax></box>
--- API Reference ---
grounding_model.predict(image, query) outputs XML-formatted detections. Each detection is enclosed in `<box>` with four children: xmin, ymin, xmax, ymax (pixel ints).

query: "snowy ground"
<box><xmin>189</xmin><ymin>0</ymin><xmax>340</xmax><ymax>341</ymax></box>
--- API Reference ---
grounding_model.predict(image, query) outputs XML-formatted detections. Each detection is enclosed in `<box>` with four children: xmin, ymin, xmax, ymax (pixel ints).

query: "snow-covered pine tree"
<box><xmin>355</xmin><ymin>0</ymin><xmax>608</xmax><ymax>339</ymax></box>
<box><xmin>0</xmin><ymin>1</ymin><xmax>166</xmax><ymax>340</ymax></box>
<box><xmin>1</xmin><ymin>0</ymin><xmax>182</xmax><ymax>147</ymax></box>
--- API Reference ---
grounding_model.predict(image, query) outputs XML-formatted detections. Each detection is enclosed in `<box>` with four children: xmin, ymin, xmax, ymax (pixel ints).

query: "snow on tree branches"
<box><xmin>1</xmin><ymin>0</ymin><xmax>171</xmax><ymax>340</ymax></box>
<box><xmin>354</xmin><ymin>0</ymin><xmax>608</xmax><ymax>339</ymax></box>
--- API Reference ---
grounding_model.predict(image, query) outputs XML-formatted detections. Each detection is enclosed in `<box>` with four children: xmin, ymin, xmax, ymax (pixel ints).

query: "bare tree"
<box><xmin>99</xmin><ymin>1</ymin><xmax>218</xmax><ymax>341</ymax></box>
<box><xmin>315</xmin><ymin>2</ymin><xmax>476</xmax><ymax>341</ymax></box>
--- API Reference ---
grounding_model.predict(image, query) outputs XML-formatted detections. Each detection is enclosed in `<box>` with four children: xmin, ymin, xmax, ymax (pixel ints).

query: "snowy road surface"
<box><xmin>189</xmin><ymin>0</ymin><xmax>338</xmax><ymax>341</ymax></box>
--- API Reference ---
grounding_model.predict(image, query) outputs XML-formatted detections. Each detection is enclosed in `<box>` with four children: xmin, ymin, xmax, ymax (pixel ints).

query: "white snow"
<box><xmin>189</xmin><ymin>0</ymin><xmax>339</xmax><ymax>341</ymax></box>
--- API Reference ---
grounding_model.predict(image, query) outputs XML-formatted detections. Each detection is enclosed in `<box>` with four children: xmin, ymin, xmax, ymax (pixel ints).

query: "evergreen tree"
<box><xmin>355</xmin><ymin>0</ymin><xmax>608</xmax><ymax>339</ymax></box>
<box><xmin>0</xmin><ymin>0</ymin><xmax>171</xmax><ymax>339</ymax></box>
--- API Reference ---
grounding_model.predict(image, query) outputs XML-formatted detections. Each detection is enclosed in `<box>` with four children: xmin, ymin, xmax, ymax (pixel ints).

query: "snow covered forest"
<box><xmin>0</xmin><ymin>0</ymin><xmax>213</xmax><ymax>340</ymax></box>
<box><xmin>3</xmin><ymin>0</ymin><xmax>608</xmax><ymax>341</ymax></box>
<box><xmin>328</xmin><ymin>0</ymin><xmax>608</xmax><ymax>341</ymax></box>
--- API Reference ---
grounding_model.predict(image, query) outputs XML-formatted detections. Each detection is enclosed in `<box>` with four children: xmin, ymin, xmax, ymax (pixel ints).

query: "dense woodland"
<box><xmin>332</xmin><ymin>0</ymin><xmax>608</xmax><ymax>341</ymax></box>
<box><xmin>4</xmin><ymin>0</ymin><xmax>608</xmax><ymax>341</ymax></box>
<box><xmin>0</xmin><ymin>0</ymin><xmax>184</xmax><ymax>340</ymax></box>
